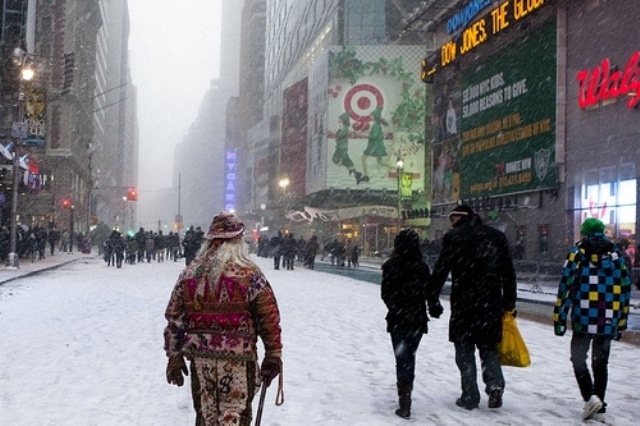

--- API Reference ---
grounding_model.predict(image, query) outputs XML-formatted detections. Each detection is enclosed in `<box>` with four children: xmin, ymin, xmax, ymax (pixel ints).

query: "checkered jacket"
<box><xmin>553</xmin><ymin>233</ymin><xmax>631</xmax><ymax>336</ymax></box>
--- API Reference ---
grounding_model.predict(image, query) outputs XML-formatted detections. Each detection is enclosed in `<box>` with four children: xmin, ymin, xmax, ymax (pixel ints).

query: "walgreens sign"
<box><xmin>576</xmin><ymin>51</ymin><xmax>640</xmax><ymax>109</ymax></box>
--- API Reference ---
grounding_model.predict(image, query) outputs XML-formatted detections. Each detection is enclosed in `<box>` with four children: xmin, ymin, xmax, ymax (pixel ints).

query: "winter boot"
<box><xmin>395</xmin><ymin>381</ymin><xmax>413</xmax><ymax>419</ymax></box>
<box><xmin>354</xmin><ymin>171</ymin><xmax>363</xmax><ymax>184</ymax></box>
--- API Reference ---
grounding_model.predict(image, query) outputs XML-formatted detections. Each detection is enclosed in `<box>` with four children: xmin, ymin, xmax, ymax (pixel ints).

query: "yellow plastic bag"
<box><xmin>497</xmin><ymin>310</ymin><xmax>531</xmax><ymax>367</ymax></box>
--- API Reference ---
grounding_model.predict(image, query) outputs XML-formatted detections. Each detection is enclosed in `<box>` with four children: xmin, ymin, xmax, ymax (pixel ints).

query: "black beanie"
<box><xmin>448</xmin><ymin>205</ymin><xmax>474</xmax><ymax>218</ymax></box>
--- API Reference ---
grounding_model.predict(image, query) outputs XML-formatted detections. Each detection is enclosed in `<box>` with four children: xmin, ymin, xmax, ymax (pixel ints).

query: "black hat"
<box><xmin>448</xmin><ymin>205</ymin><xmax>474</xmax><ymax>219</ymax></box>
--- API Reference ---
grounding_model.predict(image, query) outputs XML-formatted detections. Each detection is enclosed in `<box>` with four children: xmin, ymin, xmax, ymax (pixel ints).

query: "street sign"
<box><xmin>11</xmin><ymin>121</ymin><xmax>27</xmax><ymax>138</ymax></box>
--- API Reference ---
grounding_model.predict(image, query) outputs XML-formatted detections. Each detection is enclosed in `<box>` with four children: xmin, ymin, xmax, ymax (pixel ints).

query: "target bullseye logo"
<box><xmin>344</xmin><ymin>84</ymin><xmax>384</xmax><ymax>123</ymax></box>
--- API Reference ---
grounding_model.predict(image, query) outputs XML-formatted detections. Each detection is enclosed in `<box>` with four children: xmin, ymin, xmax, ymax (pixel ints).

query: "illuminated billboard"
<box><xmin>443</xmin><ymin>20</ymin><xmax>557</xmax><ymax>201</ymax></box>
<box><xmin>325</xmin><ymin>45</ymin><xmax>427</xmax><ymax>193</ymax></box>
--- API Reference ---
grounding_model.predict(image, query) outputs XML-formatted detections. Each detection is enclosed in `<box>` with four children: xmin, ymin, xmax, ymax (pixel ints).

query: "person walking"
<box><xmin>429</xmin><ymin>205</ymin><xmax>517</xmax><ymax>411</ymax></box>
<box><xmin>164</xmin><ymin>211</ymin><xmax>283</xmax><ymax>425</ymax></box>
<box><xmin>381</xmin><ymin>229</ymin><xmax>437</xmax><ymax>419</ymax></box>
<box><xmin>553</xmin><ymin>218</ymin><xmax>631</xmax><ymax>422</ymax></box>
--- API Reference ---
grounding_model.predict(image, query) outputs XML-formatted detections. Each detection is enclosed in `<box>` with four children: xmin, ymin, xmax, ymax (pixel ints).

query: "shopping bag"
<box><xmin>497</xmin><ymin>310</ymin><xmax>531</xmax><ymax>367</ymax></box>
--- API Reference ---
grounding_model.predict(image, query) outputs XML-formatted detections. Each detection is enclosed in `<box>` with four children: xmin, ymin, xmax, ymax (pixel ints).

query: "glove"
<box><xmin>428</xmin><ymin>301</ymin><xmax>443</xmax><ymax>319</ymax></box>
<box><xmin>554</xmin><ymin>323</ymin><xmax>566</xmax><ymax>337</ymax></box>
<box><xmin>166</xmin><ymin>354</ymin><xmax>188</xmax><ymax>386</ymax></box>
<box><xmin>260</xmin><ymin>356</ymin><xmax>281</xmax><ymax>387</ymax></box>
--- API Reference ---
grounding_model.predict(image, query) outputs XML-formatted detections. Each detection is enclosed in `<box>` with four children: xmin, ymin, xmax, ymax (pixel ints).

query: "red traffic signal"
<box><xmin>61</xmin><ymin>198</ymin><xmax>72</xmax><ymax>208</ymax></box>
<box><xmin>126</xmin><ymin>187</ymin><xmax>138</xmax><ymax>201</ymax></box>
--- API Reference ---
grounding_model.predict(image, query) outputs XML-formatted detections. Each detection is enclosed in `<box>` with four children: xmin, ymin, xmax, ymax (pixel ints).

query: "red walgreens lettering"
<box><xmin>576</xmin><ymin>51</ymin><xmax>640</xmax><ymax>109</ymax></box>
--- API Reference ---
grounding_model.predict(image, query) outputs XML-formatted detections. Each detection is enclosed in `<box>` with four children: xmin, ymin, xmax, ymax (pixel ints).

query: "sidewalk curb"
<box><xmin>0</xmin><ymin>257</ymin><xmax>86</xmax><ymax>286</ymax></box>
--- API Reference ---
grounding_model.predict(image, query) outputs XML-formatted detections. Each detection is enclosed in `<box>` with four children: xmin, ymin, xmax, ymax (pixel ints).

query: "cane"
<box><xmin>255</xmin><ymin>382</ymin><xmax>268</xmax><ymax>426</ymax></box>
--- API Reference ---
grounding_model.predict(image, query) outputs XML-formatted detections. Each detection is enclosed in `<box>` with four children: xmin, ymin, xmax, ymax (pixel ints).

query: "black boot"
<box><xmin>395</xmin><ymin>381</ymin><xmax>413</xmax><ymax>419</ymax></box>
<box><xmin>354</xmin><ymin>171</ymin><xmax>363</xmax><ymax>184</ymax></box>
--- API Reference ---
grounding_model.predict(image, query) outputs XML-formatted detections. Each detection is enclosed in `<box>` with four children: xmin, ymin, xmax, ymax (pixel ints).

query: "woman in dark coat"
<box><xmin>381</xmin><ymin>229</ymin><xmax>437</xmax><ymax>419</ymax></box>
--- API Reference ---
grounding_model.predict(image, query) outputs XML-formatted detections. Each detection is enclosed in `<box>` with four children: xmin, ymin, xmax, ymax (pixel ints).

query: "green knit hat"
<box><xmin>580</xmin><ymin>218</ymin><xmax>605</xmax><ymax>235</ymax></box>
<box><xmin>339</xmin><ymin>112</ymin><xmax>350</xmax><ymax>125</ymax></box>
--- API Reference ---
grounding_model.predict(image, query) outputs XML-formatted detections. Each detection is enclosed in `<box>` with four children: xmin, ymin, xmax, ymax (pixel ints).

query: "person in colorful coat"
<box><xmin>164</xmin><ymin>212</ymin><xmax>283</xmax><ymax>425</ymax></box>
<box><xmin>553</xmin><ymin>218</ymin><xmax>631</xmax><ymax>423</ymax></box>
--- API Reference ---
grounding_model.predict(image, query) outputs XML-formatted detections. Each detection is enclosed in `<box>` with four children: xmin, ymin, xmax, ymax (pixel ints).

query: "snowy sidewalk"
<box><xmin>0</xmin><ymin>250</ymin><xmax>92</xmax><ymax>285</ymax></box>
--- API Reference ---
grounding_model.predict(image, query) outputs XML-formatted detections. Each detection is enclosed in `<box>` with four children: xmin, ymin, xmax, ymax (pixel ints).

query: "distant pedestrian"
<box><xmin>381</xmin><ymin>229</ymin><xmax>436</xmax><ymax>419</ymax></box>
<box><xmin>430</xmin><ymin>205</ymin><xmax>517</xmax><ymax>411</ymax></box>
<box><xmin>48</xmin><ymin>227</ymin><xmax>60</xmax><ymax>256</ymax></box>
<box><xmin>553</xmin><ymin>218</ymin><xmax>631</xmax><ymax>422</ymax></box>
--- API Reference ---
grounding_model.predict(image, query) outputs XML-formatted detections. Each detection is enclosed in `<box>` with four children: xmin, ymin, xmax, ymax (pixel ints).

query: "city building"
<box><xmin>236</xmin><ymin>0</ymin><xmax>430</xmax><ymax>255</ymax></box>
<box><xmin>0</xmin><ymin>0</ymin><xmax>138</xmax><ymax>262</ymax></box>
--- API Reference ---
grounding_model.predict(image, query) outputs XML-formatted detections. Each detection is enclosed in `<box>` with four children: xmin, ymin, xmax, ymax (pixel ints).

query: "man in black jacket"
<box><xmin>430</xmin><ymin>205</ymin><xmax>517</xmax><ymax>411</ymax></box>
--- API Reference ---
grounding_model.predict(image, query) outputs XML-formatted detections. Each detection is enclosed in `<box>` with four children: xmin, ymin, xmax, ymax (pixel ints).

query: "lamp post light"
<box><xmin>69</xmin><ymin>204</ymin><xmax>75</xmax><ymax>253</ymax></box>
<box><xmin>7</xmin><ymin>48</ymin><xmax>36</xmax><ymax>269</ymax></box>
<box><xmin>396</xmin><ymin>158</ymin><xmax>404</xmax><ymax>231</ymax></box>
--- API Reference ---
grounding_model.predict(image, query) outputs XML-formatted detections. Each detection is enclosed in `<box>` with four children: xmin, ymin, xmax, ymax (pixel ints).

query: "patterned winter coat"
<box><xmin>553</xmin><ymin>233</ymin><xmax>631</xmax><ymax>336</ymax></box>
<box><xmin>430</xmin><ymin>215</ymin><xmax>517</xmax><ymax>344</ymax></box>
<box><xmin>164</xmin><ymin>255</ymin><xmax>282</xmax><ymax>362</ymax></box>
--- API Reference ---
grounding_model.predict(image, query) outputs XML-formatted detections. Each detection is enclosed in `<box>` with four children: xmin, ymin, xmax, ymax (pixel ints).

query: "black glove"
<box><xmin>166</xmin><ymin>354</ymin><xmax>188</xmax><ymax>386</ymax></box>
<box><xmin>429</xmin><ymin>301</ymin><xmax>443</xmax><ymax>319</ymax></box>
<box><xmin>260</xmin><ymin>356</ymin><xmax>281</xmax><ymax>387</ymax></box>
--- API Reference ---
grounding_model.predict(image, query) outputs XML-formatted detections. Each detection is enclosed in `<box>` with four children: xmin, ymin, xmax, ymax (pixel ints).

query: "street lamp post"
<box><xmin>396</xmin><ymin>158</ymin><xmax>404</xmax><ymax>231</ymax></box>
<box><xmin>69</xmin><ymin>205</ymin><xmax>75</xmax><ymax>253</ymax></box>
<box><xmin>7</xmin><ymin>48</ymin><xmax>35</xmax><ymax>269</ymax></box>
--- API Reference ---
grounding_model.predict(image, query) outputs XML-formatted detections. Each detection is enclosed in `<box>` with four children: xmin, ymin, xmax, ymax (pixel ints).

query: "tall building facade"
<box><xmin>0</xmin><ymin>0</ymin><xmax>138</xmax><ymax>252</ymax></box>
<box><xmin>172</xmin><ymin>0</ymin><xmax>243</xmax><ymax>230</ymax></box>
<box><xmin>239</xmin><ymin>0</ymin><xmax>429</xmax><ymax>253</ymax></box>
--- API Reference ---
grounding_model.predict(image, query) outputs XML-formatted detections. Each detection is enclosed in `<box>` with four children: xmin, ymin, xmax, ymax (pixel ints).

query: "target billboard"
<box><xmin>322</xmin><ymin>45</ymin><xmax>427</xmax><ymax>193</ymax></box>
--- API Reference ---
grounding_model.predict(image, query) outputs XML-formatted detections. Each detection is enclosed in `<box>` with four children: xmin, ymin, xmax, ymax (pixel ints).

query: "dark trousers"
<box><xmin>454</xmin><ymin>340</ymin><xmax>505</xmax><ymax>404</ymax></box>
<box><xmin>570</xmin><ymin>332</ymin><xmax>612</xmax><ymax>406</ymax></box>
<box><xmin>390</xmin><ymin>330</ymin><xmax>423</xmax><ymax>383</ymax></box>
<box><xmin>273</xmin><ymin>254</ymin><xmax>281</xmax><ymax>269</ymax></box>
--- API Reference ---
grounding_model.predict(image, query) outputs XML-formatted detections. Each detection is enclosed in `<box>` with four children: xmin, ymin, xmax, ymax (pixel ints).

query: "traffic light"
<box><xmin>61</xmin><ymin>198</ymin><xmax>72</xmax><ymax>208</ymax></box>
<box><xmin>126</xmin><ymin>187</ymin><xmax>138</xmax><ymax>201</ymax></box>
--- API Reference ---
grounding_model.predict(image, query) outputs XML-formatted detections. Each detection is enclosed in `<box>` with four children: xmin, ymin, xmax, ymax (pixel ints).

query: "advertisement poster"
<box><xmin>458</xmin><ymin>21</ymin><xmax>557</xmax><ymax>199</ymax></box>
<box><xmin>326</xmin><ymin>46</ymin><xmax>426</xmax><ymax>193</ymax></box>
<box><xmin>281</xmin><ymin>78</ymin><xmax>308</xmax><ymax>197</ymax></box>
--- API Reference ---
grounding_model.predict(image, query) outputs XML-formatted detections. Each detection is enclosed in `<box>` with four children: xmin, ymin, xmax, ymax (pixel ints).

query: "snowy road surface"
<box><xmin>0</xmin><ymin>256</ymin><xmax>638</xmax><ymax>425</ymax></box>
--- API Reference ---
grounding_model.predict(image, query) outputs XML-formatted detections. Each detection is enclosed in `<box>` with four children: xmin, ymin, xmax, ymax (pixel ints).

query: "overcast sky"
<box><xmin>128</xmin><ymin>0</ymin><xmax>222</xmax><ymax>193</ymax></box>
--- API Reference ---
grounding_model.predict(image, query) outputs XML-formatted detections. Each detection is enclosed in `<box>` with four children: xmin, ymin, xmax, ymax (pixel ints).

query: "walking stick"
<box><xmin>255</xmin><ymin>382</ymin><xmax>268</xmax><ymax>426</ymax></box>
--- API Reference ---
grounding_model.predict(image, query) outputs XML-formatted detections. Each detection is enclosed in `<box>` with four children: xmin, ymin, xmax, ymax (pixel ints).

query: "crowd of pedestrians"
<box><xmin>100</xmin><ymin>226</ymin><xmax>205</xmax><ymax>269</ymax></box>
<box><xmin>0</xmin><ymin>223</ymin><xmax>76</xmax><ymax>264</ymax></box>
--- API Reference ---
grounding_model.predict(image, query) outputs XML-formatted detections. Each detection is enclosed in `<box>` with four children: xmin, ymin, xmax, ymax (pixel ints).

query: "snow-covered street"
<box><xmin>1</xmin><ymin>255</ymin><xmax>638</xmax><ymax>425</ymax></box>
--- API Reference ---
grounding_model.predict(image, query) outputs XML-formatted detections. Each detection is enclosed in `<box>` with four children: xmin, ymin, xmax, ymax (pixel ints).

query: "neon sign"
<box><xmin>423</xmin><ymin>0</ymin><xmax>549</xmax><ymax>78</ymax></box>
<box><xmin>225</xmin><ymin>150</ymin><xmax>237</xmax><ymax>211</ymax></box>
<box><xmin>576</xmin><ymin>52</ymin><xmax>640</xmax><ymax>110</ymax></box>
<box><xmin>447</xmin><ymin>0</ymin><xmax>491</xmax><ymax>34</ymax></box>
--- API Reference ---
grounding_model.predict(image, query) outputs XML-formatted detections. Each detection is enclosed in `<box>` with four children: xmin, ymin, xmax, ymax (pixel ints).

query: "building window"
<box><xmin>578</xmin><ymin>163</ymin><xmax>636</xmax><ymax>240</ymax></box>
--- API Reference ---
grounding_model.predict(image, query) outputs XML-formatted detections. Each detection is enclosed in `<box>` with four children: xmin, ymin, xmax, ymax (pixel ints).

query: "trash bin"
<box><xmin>81</xmin><ymin>238</ymin><xmax>92</xmax><ymax>254</ymax></box>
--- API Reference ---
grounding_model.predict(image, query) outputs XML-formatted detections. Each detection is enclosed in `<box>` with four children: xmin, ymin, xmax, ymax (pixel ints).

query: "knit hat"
<box><xmin>204</xmin><ymin>211</ymin><xmax>245</xmax><ymax>240</ymax></box>
<box><xmin>448</xmin><ymin>204</ymin><xmax>474</xmax><ymax>219</ymax></box>
<box><xmin>580</xmin><ymin>218</ymin><xmax>605</xmax><ymax>236</ymax></box>
<box><xmin>370</xmin><ymin>107</ymin><xmax>383</xmax><ymax>120</ymax></box>
<box><xmin>339</xmin><ymin>112</ymin><xmax>350</xmax><ymax>124</ymax></box>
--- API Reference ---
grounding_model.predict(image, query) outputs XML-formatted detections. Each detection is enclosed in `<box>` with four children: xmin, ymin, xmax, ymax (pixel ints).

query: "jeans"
<box><xmin>390</xmin><ymin>330</ymin><xmax>423</xmax><ymax>383</ymax></box>
<box><xmin>454</xmin><ymin>340</ymin><xmax>505</xmax><ymax>404</ymax></box>
<box><xmin>570</xmin><ymin>332</ymin><xmax>612</xmax><ymax>406</ymax></box>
